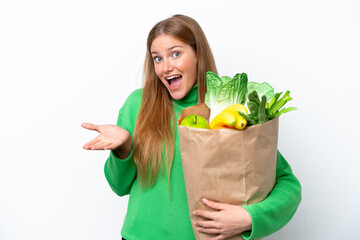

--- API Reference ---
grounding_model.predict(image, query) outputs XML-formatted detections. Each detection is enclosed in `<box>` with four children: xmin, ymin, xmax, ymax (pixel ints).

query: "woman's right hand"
<box><xmin>81</xmin><ymin>123</ymin><xmax>132</xmax><ymax>159</ymax></box>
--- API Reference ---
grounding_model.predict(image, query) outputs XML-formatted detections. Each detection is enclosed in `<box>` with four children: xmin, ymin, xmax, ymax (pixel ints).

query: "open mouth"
<box><xmin>165</xmin><ymin>75</ymin><xmax>182</xmax><ymax>90</ymax></box>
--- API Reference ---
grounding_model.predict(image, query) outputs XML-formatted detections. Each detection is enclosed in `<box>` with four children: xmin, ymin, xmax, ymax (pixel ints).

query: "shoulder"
<box><xmin>128</xmin><ymin>88</ymin><xmax>143</xmax><ymax>99</ymax></box>
<box><xmin>118</xmin><ymin>88</ymin><xmax>143</xmax><ymax>116</ymax></box>
<box><xmin>122</xmin><ymin>88</ymin><xmax>143</xmax><ymax>108</ymax></box>
<box><xmin>116</xmin><ymin>88</ymin><xmax>143</xmax><ymax>131</ymax></box>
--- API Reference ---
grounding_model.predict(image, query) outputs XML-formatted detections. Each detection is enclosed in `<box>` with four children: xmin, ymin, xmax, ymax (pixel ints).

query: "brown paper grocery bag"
<box><xmin>178</xmin><ymin>104</ymin><xmax>278</xmax><ymax>240</ymax></box>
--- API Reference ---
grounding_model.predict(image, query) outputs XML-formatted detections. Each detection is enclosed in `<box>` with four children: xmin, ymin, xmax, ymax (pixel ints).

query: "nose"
<box><xmin>163</xmin><ymin>59</ymin><xmax>174</xmax><ymax>73</ymax></box>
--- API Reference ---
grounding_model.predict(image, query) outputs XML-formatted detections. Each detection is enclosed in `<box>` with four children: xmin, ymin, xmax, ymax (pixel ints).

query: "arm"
<box><xmin>83</xmin><ymin>89</ymin><xmax>143</xmax><ymax>196</ymax></box>
<box><xmin>103</xmin><ymin>92</ymin><xmax>141</xmax><ymax>196</ymax></box>
<box><xmin>193</xmin><ymin>151</ymin><xmax>302</xmax><ymax>240</ymax></box>
<box><xmin>104</xmin><ymin>146</ymin><xmax>137</xmax><ymax>196</ymax></box>
<box><xmin>82</xmin><ymin>121</ymin><xmax>137</xmax><ymax>196</ymax></box>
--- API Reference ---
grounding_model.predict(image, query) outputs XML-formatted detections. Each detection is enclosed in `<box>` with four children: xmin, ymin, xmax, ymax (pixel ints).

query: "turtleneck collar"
<box><xmin>173</xmin><ymin>84</ymin><xmax>199</xmax><ymax>107</ymax></box>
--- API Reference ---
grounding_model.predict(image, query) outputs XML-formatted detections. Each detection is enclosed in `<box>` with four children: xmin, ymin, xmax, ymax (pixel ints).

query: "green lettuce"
<box><xmin>205</xmin><ymin>71</ymin><xmax>248</xmax><ymax>122</ymax></box>
<box><xmin>247</xmin><ymin>82</ymin><xmax>275</xmax><ymax>101</ymax></box>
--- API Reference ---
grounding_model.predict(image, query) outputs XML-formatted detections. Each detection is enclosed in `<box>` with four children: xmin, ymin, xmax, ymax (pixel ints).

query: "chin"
<box><xmin>170</xmin><ymin>93</ymin><xmax>184</xmax><ymax>100</ymax></box>
<box><xmin>168</xmin><ymin>90</ymin><xmax>186</xmax><ymax>100</ymax></box>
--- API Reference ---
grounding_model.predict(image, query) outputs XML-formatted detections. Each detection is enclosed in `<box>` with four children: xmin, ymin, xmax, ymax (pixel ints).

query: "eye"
<box><xmin>172</xmin><ymin>52</ymin><xmax>181</xmax><ymax>58</ymax></box>
<box><xmin>153</xmin><ymin>56</ymin><xmax>162</xmax><ymax>63</ymax></box>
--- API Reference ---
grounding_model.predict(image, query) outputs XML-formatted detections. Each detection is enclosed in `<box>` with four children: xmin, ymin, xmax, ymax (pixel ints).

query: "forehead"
<box><xmin>150</xmin><ymin>34</ymin><xmax>187</xmax><ymax>52</ymax></box>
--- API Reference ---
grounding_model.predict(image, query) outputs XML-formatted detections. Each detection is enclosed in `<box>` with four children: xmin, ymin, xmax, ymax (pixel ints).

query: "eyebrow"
<box><xmin>151</xmin><ymin>45</ymin><xmax>183</xmax><ymax>55</ymax></box>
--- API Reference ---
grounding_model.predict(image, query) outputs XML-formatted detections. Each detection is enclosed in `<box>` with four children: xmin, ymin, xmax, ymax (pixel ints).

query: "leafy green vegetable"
<box><xmin>273</xmin><ymin>107</ymin><xmax>297</xmax><ymax>118</ymax></box>
<box><xmin>248</xmin><ymin>90</ymin><xmax>260</xmax><ymax>106</ymax></box>
<box><xmin>245</xmin><ymin>91</ymin><xmax>268</xmax><ymax>125</ymax></box>
<box><xmin>205</xmin><ymin>71</ymin><xmax>248</xmax><ymax>121</ymax></box>
<box><xmin>205</xmin><ymin>71</ymin><xmax>296</xmax><ymax>125</ymax></box>
<box><xmin>258</xmin><ymin>95</ymin><xmax>268</xmax><ymax>124</ymax></box>
<box><xmin>247</xmin><ymin>82</ymin><xmax>274</xmax><ymax>101</ymax></box>
<box><xmin>205</xmin><ymin>72</ymin><xmax>226</xmax><ymax>107</ymax></box>
<box><xmin>234</xmin><ymin>73</ymin><xmax>248</xmax><ymax>105</ymax></box>
<box><xmin>267</xmin><ymin>92</ymin><xmax>282</xmax><ymax>109</ymax></box>
<box><xmin>267</xmin><ymin>91</ymin><xmax>297</xmax><ymax>118</ymax></box>
<box><xmin>243</xmin><ymin>90</ymin><xmax>296</xmax><ymax>125</ymax></box>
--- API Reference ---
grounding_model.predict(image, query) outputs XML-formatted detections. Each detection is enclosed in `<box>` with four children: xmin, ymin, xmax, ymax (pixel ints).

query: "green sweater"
<box><xmin>104</xmin><ymin>85</ymin><xmax>301</xmax><ymax>240</ymax></box>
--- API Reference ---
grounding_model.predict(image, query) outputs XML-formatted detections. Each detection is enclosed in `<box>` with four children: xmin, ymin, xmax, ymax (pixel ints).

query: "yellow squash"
<box><xmin>210</xmin><ymin>104</ymin><xmax>248</xmax><ymax>130</ymax></box>
<box><xmin>210</xmin><ymin>111</ymin><xmax>236</xmax><ymax>129</ymax></box>
<box><xmin>221</xmin><ymin>104</ymin><xmax>248</xmax><ymax>115</ymax></box>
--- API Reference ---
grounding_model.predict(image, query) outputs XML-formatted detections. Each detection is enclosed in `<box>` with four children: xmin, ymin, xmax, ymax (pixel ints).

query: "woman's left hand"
<box><xmin>193</xmin><ymin>198</ymin><xmax>252</xmax><ymax>240</ymax></box>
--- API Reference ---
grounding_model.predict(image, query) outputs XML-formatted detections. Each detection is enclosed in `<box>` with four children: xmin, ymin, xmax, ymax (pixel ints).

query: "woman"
<box><xmin>82</xmin><ymin>14</ymin><xmax>301</xmax><ymax>240</ymax></box>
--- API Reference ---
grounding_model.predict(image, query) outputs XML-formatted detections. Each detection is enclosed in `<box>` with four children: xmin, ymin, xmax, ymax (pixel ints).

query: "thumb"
<box><xmin>81</xmin><ymin>123</ymin><xmax>101</xmax><ymax>132</ymax></box>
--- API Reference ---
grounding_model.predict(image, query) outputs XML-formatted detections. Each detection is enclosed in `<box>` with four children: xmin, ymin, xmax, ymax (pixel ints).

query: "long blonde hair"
<box><xmin>133</xmin><ymin>14</ymin><xmax>218</xmax><ymax>187</ymax></box>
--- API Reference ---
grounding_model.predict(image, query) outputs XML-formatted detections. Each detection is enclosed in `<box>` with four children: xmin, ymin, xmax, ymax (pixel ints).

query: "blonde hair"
<box><xmin>133</xmin><ymin>14</ymin><xmax>218</xmax><ymax>187</ymax></box>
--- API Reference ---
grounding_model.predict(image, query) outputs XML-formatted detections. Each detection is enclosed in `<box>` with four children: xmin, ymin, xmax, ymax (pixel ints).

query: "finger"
<box><xmin>203</xmin><ymin>198</ymin><xmax>226</xmax><ymax>211</ymax></box>
<box><xmin>196</xmin><ymin>226</ymin><xmax>220</xmax><ymax>235</ymax></box>
<box><xmin>83</xmin><ymin>138</ymin><xmax>101</xmax><ymax>150</ymax></box>
<box><xmin>90</xmin><ymin>141</ymin><xmax>105</xmax><ymax>150</ymax></box>
<box><xmin>91</xmin><ymin>139</ymin><xmax>114</xmax><ymax>150</ymax></box>
<box><xmin>193</xmin><ymin>209</ymin><xmax>218</xmax><ymax>220</ymax></box>
<box><xmin>195</xmin><ymin>220</ymin><xmax>219</xmax><ymax>229</ymax></box>
<box><xmin>103</xmin><ymin>143</ymin><xmax>112</xmax><ymax>150</ymax></box>
<box><xmin>103</xmin><ymin>142</ymin><xmax>117</xmax><ymax>150</ymax></box>
<box><xmin>81</xmin><ymin>123</ymin><xmax>100</xmax><ymax>132</ymax></box>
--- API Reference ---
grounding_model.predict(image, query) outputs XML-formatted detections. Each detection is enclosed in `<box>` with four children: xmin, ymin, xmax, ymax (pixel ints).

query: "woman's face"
<box><xmin>151</xmin><ymin>34</ymin><xmax>197</xmax><ymax>100</ymax></box>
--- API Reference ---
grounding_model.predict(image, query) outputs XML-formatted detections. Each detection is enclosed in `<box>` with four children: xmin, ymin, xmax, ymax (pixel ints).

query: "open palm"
<box><xmin>81</xmin><ymin>123</ymin><xmax>132</xmax><ymax>158</ymax></box>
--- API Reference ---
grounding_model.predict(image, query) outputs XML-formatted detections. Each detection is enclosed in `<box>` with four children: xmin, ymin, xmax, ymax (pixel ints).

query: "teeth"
<box><xmin>166</xmin><ymin>75</ymin><xmax>181</xmax><ymax>80</ymax></box>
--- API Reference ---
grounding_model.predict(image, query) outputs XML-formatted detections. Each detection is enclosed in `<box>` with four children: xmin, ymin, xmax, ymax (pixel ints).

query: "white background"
<box><xmin>1</xmin><ymin>0</ymin><xmax>359</xmax><ymax>239</ymax></box>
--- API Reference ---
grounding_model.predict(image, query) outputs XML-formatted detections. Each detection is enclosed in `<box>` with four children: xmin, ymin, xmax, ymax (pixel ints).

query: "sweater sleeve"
<box><xmin>241</xmin><ymin>151</ymin><xmax>302</xmax><ymax>239</ymax></box>
<box><xmin>104</xmin><ymin>89</ymin><xmax>142</xmax><ymax>196</ymax></box>
<box><xmin>104</xmin><ymin>149</ymin><xmax>136</xmax><ymax>196</ymax></box>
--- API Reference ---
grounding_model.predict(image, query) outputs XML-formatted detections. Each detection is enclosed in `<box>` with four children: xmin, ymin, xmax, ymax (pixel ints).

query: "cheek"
<box><xmin>154</xmin><ymin>64</ymin><xmax>162</xmax><ymax>78</ymax></box>
<box><xmin>172</xmin><ymin>58</ymin><xmax>183</xmax><ymax>71</ymax></box>
<box><xmin>185</xmin><ymin>58</ymin><xmax>197</xmax><ymax>79</ymax></box>
<box><xmin>180</xmin><ymin>57</ymin><xmax>196</xmax><ymax>74</ymax></box>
